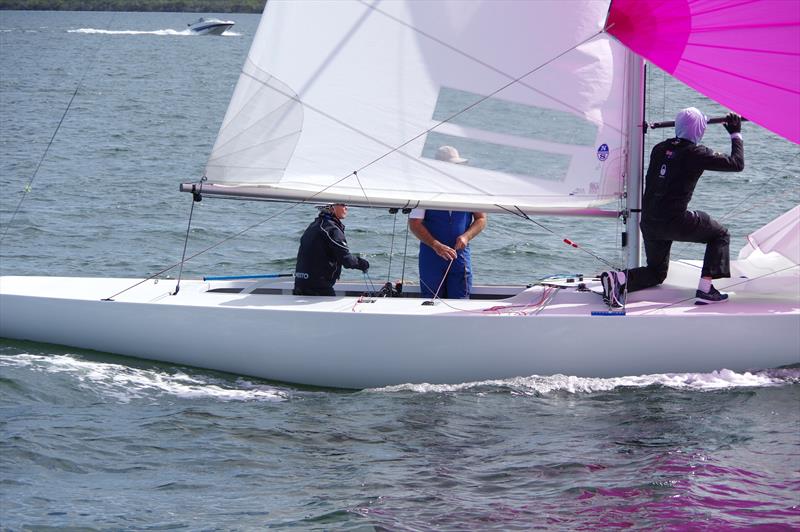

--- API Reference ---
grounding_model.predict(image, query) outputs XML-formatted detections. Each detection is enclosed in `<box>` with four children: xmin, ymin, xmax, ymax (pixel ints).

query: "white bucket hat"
<box><xmin>435</xmin><ymin>145</ymin><xmax>468</xmax><ymax>164</ymax></box>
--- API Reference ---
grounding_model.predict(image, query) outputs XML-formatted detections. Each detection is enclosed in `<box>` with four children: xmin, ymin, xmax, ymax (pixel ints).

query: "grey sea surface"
<box><xmin>1</xmin><ymin>10</ymin><xmax>799</xmax><ymax>530</ymax></box>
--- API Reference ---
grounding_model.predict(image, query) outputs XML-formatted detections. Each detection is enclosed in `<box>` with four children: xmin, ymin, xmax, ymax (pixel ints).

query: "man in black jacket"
<box><xmin>293</xmin><ymin>203</ymin><xmax>369</xmax><ymax>296</ymax></box>
<box><xmin>602</xmin><ymin>108</ymin><xmax>744</xmax><ymax>306</ymax></box>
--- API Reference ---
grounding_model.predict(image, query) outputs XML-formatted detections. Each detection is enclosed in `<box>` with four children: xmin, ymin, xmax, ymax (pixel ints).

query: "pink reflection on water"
<box><xmin>560</xmin><ymin>448</ymin><xmax>800</xmax><ymax>528</ymax></box>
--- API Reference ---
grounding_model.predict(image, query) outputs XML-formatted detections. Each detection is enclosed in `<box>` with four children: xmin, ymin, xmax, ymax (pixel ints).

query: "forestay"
<box><xmin>189</xmin><ymin>0</ymin><xmax>632</xmax><ymax>215</ymax></box>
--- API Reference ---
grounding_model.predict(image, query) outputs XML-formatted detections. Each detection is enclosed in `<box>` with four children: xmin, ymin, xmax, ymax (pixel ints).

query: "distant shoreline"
<box><xmin>0</xmin><ymin>1</ymin><xmax>266</xmax><ymax>12</ymax></box>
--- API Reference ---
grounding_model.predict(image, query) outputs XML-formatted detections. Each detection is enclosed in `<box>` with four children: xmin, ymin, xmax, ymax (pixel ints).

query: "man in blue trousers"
<box><xmin>409</xmin><ymin>146</ymin><xmax>487</xmax><ymax>299</ymax></box>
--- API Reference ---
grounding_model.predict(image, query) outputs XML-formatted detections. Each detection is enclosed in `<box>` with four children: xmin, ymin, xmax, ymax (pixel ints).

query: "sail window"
<box><xmin>432</xmin><ymin>87</ymin><xmax>598</xmax><ymax>146</ymax></box>
<box><xmin>422</xmin><ymin>132</ymin><xmax>571</xmax><ymax>182</ymax></box>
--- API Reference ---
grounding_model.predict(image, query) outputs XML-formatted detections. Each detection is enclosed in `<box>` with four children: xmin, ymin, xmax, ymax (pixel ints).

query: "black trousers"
<box><xmin>627</xmin><ymin>210</ymin><xmax>730</xmax><ymax>293</ymax></box>
<box><xmin>293</xmin><ymin>286</ymin><xmax>335</xmax><ymax>296</ymax></box>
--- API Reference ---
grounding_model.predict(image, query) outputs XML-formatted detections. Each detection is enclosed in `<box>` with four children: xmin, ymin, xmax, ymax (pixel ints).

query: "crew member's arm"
<box><xmin>454</xmin><ymin>212</ymin><xmax>487</xmax><ymax>250</ymax></box>
<box><xmin>321</xmin><ymin>220</ymin><xmax>367</xmax><ymax>270</ymax></box>
<box><xmin>697</xmin><ymin>112</ymin><xmax>744</xmax><ymax>172</ymax></box>
<box><xmin>409</xmin><ymin>218</ymin><xmax>457</xmax><ymax>261</ymax></box>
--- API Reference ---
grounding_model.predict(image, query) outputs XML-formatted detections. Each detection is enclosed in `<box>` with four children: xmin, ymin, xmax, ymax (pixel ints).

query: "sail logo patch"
<box><xmin>597</xmin><ymin>144</ymin><xmax>609</xmax><ymax>161</ymax></box>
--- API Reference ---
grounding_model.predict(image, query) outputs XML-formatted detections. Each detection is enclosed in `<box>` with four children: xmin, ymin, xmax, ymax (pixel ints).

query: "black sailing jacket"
<box><xmin>642</xmin><ymin>137</ymin><xmax>744</xmax><ymax>223</ymax></box>
<box><xmin>294</xmin><ymin>213</ymin><xmax>361</xmax><ymax>291</ymax></box>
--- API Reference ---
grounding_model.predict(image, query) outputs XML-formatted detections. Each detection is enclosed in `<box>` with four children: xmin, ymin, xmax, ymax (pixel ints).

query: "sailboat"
<box><xmin>1</xmin><ymin>0</ymin><xmax>798</xmax><ymax>389</ymax></box>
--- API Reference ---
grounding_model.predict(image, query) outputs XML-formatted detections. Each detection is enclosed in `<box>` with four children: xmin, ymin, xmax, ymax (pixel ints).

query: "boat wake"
<box><xmin>67</xmin><ymin>28</ymin><xmax>241</xmax><ymax>36</ymax></box>
<box><xmin>0</xmin><ymin>353</ymin><xmax>286</xmax><ymax>402</ymax></box>
<box><xmin>372</xmin><ymin>368</ymin><xmax>800</xmax><ymax>394</ymax></box>
<box><xmin>2</xmin><ymin>352</ymin><xmax>797</xmax><ymax>397</ymax></box>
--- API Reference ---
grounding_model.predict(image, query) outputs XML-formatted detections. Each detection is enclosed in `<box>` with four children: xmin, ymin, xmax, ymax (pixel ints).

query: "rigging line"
<box><xmin>387</xmin><ymin>210</ymin><xmax>397</xmax><ymax>283</ymax></box>
<box><xmin>113</xmin><ymin>28</ymin><xmax>614</xmax><ymax>300</ymax></box>
<box><xmin>498</xmin><ymin>205</ymin><xmax>619</xmax><ymax>270</ymax></box>
<box><xmin>235</xmin><ymin>71</ymin><xmax>485</xmax><ymax>195</ymax></box>
<box><xmin>230</xmin><ymin>25</ymin><xmax>608</xmax><ymax>200</ymax></box>
<box><xmin>360</xmin><ymin>0</ymin><xmax>624</xmax><ymax>136</ymax></box>
<box><xmin>432</xmin><ymin>259</ymin><xmax>455</xmax><ymax>302</ymax></box>
<box><xmin>236</xmin><ymin>68</ymin><xmax>489</xmax><ymax>196</ymax></box>
<box><xmin>482</xmin><ymin>286</ymin><xmax>559</xmax><ymax>315</ymax></box>
<box><xmin>1</xmin><ymin>12</ymin><xmax>116</xmax><ymax>244</ymax></box>
<box><xmin>400</xmin><ymin>211</ymin><xmax>410</xmax><ymax>287</ymax></box>
<box><xmin>109</xmin><ymin>161</ymin><xmax>382</xmax><ymax>301</ymax></box>
<box><xmin>670</xmin><ymin>152</ymin><xmax>800</xmax><ymax>260</ymax></box>
<box><xmin>638</xmin><ymin>263</ymin><xmax>800</xmax><ymax>315</ymax></box>
<box><xmin>103</xmin><ymin>196</ymin><xmax>312</xmax><ymax>301</ymax></box>
<box><xmin>236</xmin><ymin>26</ymin><xmax>608</xmax><ymax>192</ymax></box>
<box><xmin>363</xmin><ymin>269</ymin><xmax>378</xmax><ymax>295</ymax></box>
<box><xmin>213</xmin><ymin>0</ymin><xmax>373</xmax><ymax>155</ymax></box>
<box><xmin>535</xmin><ymin>287</ymin><xmax>562</xmax><ymax>316</ymax></box>
<box><xmin>353</xmin><ymin>28</ymin><xmax>609</xmax><ymax>176</ymax></box>
<box><xmin>724</xmin><ymin>192</ymin><xmax>800</xmax><ymax>219</ymax></box>
<box><xmin>351</xmin><ymin>170</ymin><xmax>372</xmax><ymax>208</ymax></box>
<box><xmin>170</xmin><ymin>192</ymin><xmax>199</xmax><ymax>296</ymax></box>
<box><xmin>418</xmin><ymin>259</ymin><xmax>455</xmax><ymax>303</ymax></box>
<box><xmin>424</xmin><ymin>285</ymin><xmax>560</xmax><ymax>315</ymax></box>
<box><xmin>719</xmin><ymin>152</ymin><xmax>800</xmax><ymax>223</ymax></box>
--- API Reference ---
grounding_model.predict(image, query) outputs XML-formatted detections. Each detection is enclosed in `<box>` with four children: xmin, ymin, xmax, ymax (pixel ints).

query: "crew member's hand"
<box><xmin>432</xmin><ymin>241</ymin><xmax>457</xmax><ymax>261</ymax></box>
<box><xmin>357</xmin><ymin>257</ymin><xmax>370</xmax><ymax>272</ymax></box>
<box><xmin>723</xmin><ymin>112</ymin><xmax>741</xmax><ymax>134</ymax></box>
<box><xmin>454</xmin><ymin>235</ymin><xmax>469</xmax><ymax>250</ymax></box>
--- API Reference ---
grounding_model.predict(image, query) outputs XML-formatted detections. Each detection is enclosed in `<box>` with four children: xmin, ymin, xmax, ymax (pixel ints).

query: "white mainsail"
<box><xmin>195</xmin><ymin>0</ymin><xmax>629</xmax><ymax>215</ymax></box>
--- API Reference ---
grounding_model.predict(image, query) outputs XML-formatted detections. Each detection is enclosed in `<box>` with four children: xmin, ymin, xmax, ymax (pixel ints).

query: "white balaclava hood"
<box><xmin>675</xmin><ymin>107</ymin><xmax>708</xmax><ymax>144</ymax></box>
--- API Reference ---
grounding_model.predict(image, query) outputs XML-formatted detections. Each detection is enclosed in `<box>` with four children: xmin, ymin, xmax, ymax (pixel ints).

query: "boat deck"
<box><xmin>2</xmin><ymin>260</ymin><xmax>797</xmax><ymax>318</ymax></box>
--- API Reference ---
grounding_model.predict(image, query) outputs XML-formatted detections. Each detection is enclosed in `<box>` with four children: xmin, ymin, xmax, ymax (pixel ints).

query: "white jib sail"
<box><xmin>201</xmin><ymin>0</ymin><xmax>630</xmax><ymax>215</ymax></box>
<box><xmin>739</xmin><ymin>205</ymin><xmax>800</xmax><ymax>267</ymax></box>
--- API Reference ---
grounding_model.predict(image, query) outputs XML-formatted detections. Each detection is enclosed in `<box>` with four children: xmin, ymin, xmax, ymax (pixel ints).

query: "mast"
<box><xmin>623</xmin><ymin>49</ymin><xmax>645</xmax><ymax>269</ymax></box>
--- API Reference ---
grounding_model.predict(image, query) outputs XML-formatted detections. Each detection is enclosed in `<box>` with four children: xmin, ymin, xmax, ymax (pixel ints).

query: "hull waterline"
<box><xmin>2</xmin><ymin>268</ymin><xmax>798</xmax><ymax>389</ymax></box>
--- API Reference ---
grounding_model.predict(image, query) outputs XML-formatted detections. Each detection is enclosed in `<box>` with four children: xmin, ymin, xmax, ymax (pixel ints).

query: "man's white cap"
<box><xmin>435</xmin><ymin>145</ymin><xmax>468</xmax><ymax>164</ymax></box>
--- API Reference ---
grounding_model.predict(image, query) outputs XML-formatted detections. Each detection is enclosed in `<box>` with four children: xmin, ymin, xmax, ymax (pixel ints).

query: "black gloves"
<box><xmin>723</xmin><ymin>112</ymin><xmax>741</xmax><ymax>134</ymax></box>
<box><xmin>357</xmin><ymin>257</ymin><xmax>370</xmax><ymax>272</ymax></box>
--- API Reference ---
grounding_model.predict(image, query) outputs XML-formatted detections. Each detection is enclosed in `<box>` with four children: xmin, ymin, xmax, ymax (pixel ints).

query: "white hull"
<box><xmin>2</xmin><ymin>261</ymin><xmax>798</xmax><ymax>389</ymax></box>
<box><xmin>188</xmin><ymin>19</ymin><xmax>234</xmax><ymax>35</ymax></box>
<box><xmin>190</xmin><ymin>24</ymin><xmax>233</xmax><ymax>35</ymax></box>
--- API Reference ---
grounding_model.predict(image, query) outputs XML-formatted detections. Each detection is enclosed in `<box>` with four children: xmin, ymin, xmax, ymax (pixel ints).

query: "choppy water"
<box><xmin>1</xmin><ymin>10</ymin><xmax>799</xmax><ymax>530</ymax></box>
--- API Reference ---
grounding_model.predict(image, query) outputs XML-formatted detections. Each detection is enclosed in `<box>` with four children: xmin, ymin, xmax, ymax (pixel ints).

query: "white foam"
<box><xmin>1</xmin><ymin>354</ymin><xmax>287</xmax><ymax>402</ymax></box>
<box><xmin>67</xmin><ymin>28</ymin><xmax>239</xmax><ymax>36</ymax></box>
<box><xmin>69</xmin><ymin>28</ymin><xmax>191</xmax><ymax>36</ymax></box>
<box><xmin>373</xmin><ymin>368</ymin><xmax>800</xmax><ymax>394</ymax></box>
<box><xmin>4</xmin><ymin>353</ymin><xmax>795</xmax><ymax>396</ymax></box>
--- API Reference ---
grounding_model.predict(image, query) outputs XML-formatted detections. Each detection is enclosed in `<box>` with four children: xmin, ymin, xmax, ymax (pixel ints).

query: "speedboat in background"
<box><xmin>187</xmin><ymin>17</ymin><xmax>235</xmax><ymax>35</ymax></box>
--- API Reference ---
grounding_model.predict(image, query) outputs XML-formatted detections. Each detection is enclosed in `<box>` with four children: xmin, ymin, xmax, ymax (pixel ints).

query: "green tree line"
<box><xmin>0</xmin><ymin>0</ymin><xmax>266</xmax><ymax>12</ymax></box>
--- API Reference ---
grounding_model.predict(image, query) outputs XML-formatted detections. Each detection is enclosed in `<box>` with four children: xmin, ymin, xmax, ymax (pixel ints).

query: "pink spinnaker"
<box><xmin>606</xmin><ymin>0</ymin><xmax>800</xmax><ymax>145</ymax></box>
